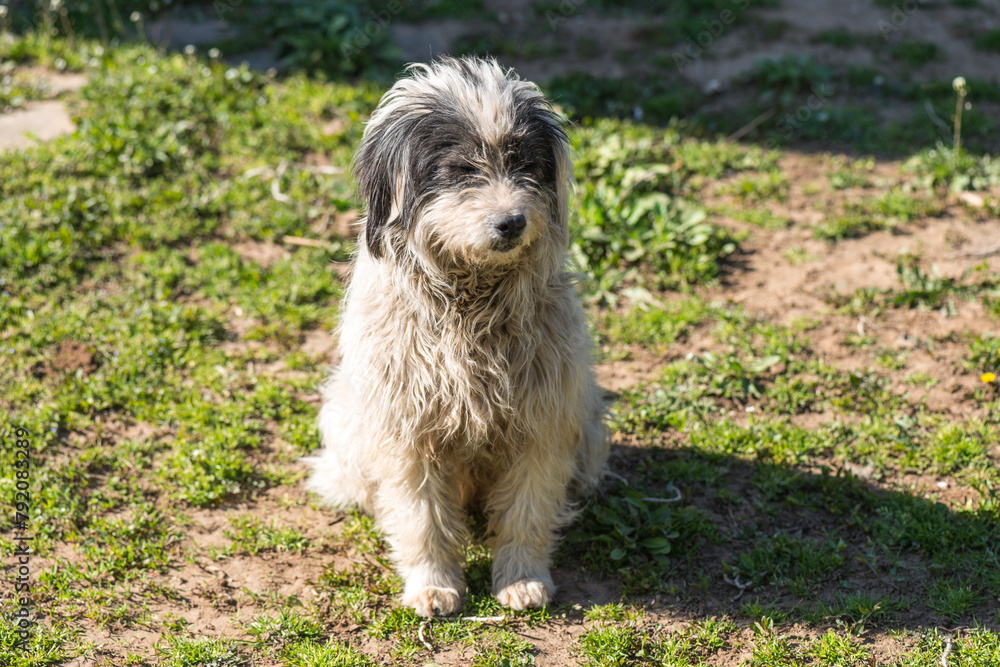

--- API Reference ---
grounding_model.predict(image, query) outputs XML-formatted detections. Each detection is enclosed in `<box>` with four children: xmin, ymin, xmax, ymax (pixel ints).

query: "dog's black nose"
<box><xmin>495</xmin><ymin>214</ymin><xmax>526</xmax><ymax>238</ymax></box>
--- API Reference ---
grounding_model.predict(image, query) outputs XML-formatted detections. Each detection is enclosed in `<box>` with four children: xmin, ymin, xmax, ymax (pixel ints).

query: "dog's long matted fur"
<box><xmin>306</xmin><ymin>56</ymin><xmax>607</xmax><ymax>618</ymax></box>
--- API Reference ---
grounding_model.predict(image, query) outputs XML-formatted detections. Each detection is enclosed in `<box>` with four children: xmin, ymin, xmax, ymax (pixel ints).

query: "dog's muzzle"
<box><xmin>491</xmin><ymin>214</ymin><xmax>527</xmax><ymax>252</ymax></box>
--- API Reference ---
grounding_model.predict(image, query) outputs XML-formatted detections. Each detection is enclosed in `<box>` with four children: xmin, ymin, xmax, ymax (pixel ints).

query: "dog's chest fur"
<box><xmin>347</xmin><ymin>256</ymin><xmax>564</xmax><ymax>460</ymax></box>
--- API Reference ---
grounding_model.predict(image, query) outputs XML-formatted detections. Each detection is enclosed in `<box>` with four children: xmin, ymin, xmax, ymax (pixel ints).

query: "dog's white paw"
<box><xmin>495</xmin><ymin>579</ymin><xmax>552</xmax><ymax>610</ymax></box>
<box><xmin>402</xmin><ymin>586</ymin><xmax>462</xmax><ymax>618</ymax></box>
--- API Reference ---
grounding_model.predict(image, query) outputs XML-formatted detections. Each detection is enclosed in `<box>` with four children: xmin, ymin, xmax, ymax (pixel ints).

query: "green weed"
<box><xmin>727</xmin><ymin>533</ymin><xmax>847</xmax><ymax>592</ymax></box>
<box><xmin>890</xmin><ymin>40</ymin><xmax>941</xmax><ymax>67</ymax></box>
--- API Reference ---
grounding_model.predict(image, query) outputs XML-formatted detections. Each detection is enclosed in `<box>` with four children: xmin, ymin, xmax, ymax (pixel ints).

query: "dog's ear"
<box><xmin>353</xmin><ymin>119</ymin><xmax>414</xmax><ymax>260</ymax></box>
<box><xmin>532</xmin><ymin>108</ymin><xmax>572</xmax><ymax>238</ymax></box>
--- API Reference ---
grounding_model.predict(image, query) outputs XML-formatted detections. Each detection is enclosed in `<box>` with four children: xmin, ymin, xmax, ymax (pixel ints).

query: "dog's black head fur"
<box><xmin>354</xmin><ymin>56</ymin><xmax>569</xmax><ymax>260</ymax></box>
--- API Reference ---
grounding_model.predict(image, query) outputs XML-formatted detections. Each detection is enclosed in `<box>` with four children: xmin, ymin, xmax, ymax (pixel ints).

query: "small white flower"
<box><xmin>953</xmin><ymin>76</ymin><xmax>967</xmax><ymax>93</ymax></box>
<box><xmin>0</xmin><ymin>6</ymin><xmax>8</xmax><ymax>19</ymax></box>
<box><xmin>54</xmin><ymin>57</ymin><xmax>66</xmax><ymax>71</ymax></box>
<box><xmin>207</xmin><ymin>47</ymin><xmax>220</xmax><ymax>59</ymax></box>
<box><xmin>184</xmin><ymin>44</ymin><xmax>196</xmax><ymax>55</ymax></box>
<box><xmin>49</xmin><ymin>0</ymin><xmax>62</xmax><ymax>11</ymax></box>
<box><xmin>129</xmin><ymin>11</ymin><xmax>141</xmax><ymax>22</ymax></box>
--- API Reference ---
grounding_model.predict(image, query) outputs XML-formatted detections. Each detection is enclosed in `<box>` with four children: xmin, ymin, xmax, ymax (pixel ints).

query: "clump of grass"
<box><xmin>890</xmin><ymin>40</ymin><xmax>941</xmax><ymax>67</ymax></box>
<box><xmin>927</xmin><ymin>579</ymin><xmax>984</xmax><ymax>621</ymax></box>
<box><xmin>157</xmin><ymin>635</ymin><xmax>244</xmax><ymax>667</ymax></box>
<box><xmin>814</xmin><ymin>211</ymin><xmax>893</xmax><ymax>241</ymax></box>
<box><xmin>596</xmin><ymin>296</ymin><xmax>709</xmax><ymax>352</ymax></box>
<box><xmin>727</xmin><ymin>533</ymin><xmax>847</xmax><ymax>593</ymax></box>
<box><xmin>809</xmin><ymin>630</ymin><xmax>871</xmax><ymax>664</ymax></box>
<box><xmin>578</xmin><ymin>623</ymin><xmax>658</xmax><ymax>667</ymax></box>
<box><xmin>815</xmin><ymin>188</ymin><xmax>940</xmax><ymax>241</ymax></box>
<box><xmin>829</xmin><ymin>157</ymin><xmax>874</xmax><ymax>189</ymax></box>
<box><xmin>546</xmin><ymin>71</ymin><xmax>702</xmax><ymax>125</ymax></box>
<box><xmin>281</xmin><ymin>639</ymin><xmax>378</xmax><ymax>667</ymax></box>
<box><xmin>811</xmin><ymin>28</ymin><xmax>854</xmax><ymax>49</ymax></box>
<box><xmin>974</xmin><ymin>29</ymin><xmax>1000</xmax><ymax>52</ymax></box>
<box><xmin>569</xmin><ymin>121</ymin><xmax>739</xmax><ymax>302</ymax></box>
<box><xmin>560</xmin><ymin>485</ymin><xmax>716</xmax><ymax>585</ymax></box>
<box><xmin>228</xmin><ymin>0</ymin><xmax>400</xmax><ymax>78</ymax></box>
<box><xmin>222</xmin><ymin>514</ymin><xmax>308</xmax><ymax>556</ymax></box>
<box><xmin>720</xmin><ymin>171</ymin><xmax>789</xmax><ymax>203</ymax></box>
<box><xmin>742</xmin><ymin>55</ymin><xmax>833</xmax><ymax>102</ymax></box>
<box><xmin>904</xmin><ymin>144</ymin><xmax>1000</xmax><ymax>193</ymax></box>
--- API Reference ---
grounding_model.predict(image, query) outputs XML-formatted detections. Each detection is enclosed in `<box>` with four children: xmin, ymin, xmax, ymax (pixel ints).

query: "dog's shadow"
<box><xmin>528</xmin><ymin>440</ymin><xmax>1000</xmax><ymax>625</ymax></box>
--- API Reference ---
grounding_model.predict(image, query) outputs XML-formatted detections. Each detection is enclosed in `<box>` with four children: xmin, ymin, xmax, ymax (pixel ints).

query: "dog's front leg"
<box><xmin>487</xmin><ymin>440</ymin><xmax>575</xmax><ymax>610</ymax></box>
<box><xmin>375</xmin><ymin>462</ymin><xmax>467</xmax><ymax>618</ymax></box>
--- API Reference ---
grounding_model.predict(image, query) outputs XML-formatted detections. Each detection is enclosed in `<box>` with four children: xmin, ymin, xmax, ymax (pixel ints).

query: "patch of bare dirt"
<box><xmin>48</xmin><ymin>339</ymin><xmax>97</xmax><ymax>375</ymax></box>
<box><xmin>594</xmin><ymin>346</ymin><xmax>668</xmax><ymax>393</ymax></box>
<box><xmin>0</xmin><ymin>69</ymin><xmax>87</xmax><ymax>151</ymax></box>
<box><xmin>231</xmin><ymin>239</ymin><xmax>291</xmax><ymax>268</ymax></box>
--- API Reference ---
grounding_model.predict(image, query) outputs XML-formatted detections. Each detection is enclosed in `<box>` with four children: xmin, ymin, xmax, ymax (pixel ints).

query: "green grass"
<box><xmin>811</xmin><ymin>28</ymin><xmax>855</xmax><ymax>49</ymax></box>
<box><xmin>889</xmin><ymin>40</ymin><xmax>942</xmax><ymax>68</ymax></box>
<box><xmin>719</xmin><ymin>171</ymin><xmax>789</xmax><ymax>203</ymax></box>
<box><xmin>815</xmin><ymin>188</ymin><xmax>942</xmax><ymax>241</ymax></box>
<box><xmin>905</xmin><ymin>144</ymin><xmax>1000</xmax><ymax>192</ymax></box>
<box><xmin>828</xmin><ymin>260</ymin><xmax>1000</xmax><ymax>316</ymax></box>
<box><xmin>718</xmin><ymin>205</ymin><xmax>790</xmax><ymax>229</ymax></box>
<box><xmin>595</xmin><ymin>296</ymin><xmax>710</xmax><ymax>353</ymax></box>
<box><xmin>281</xmin><ymin>639</ymin><xmax>378</xmax><ymax>667</ymax></box>
<box><xmin>569</xmin><ymin>120</ymin><xmax>742</xmax><ymax>301</ymax></box>
<box><xmin>974</xmin><ymin>29</ymin><xmax>1000</xmax><ymax>53</ymax></box>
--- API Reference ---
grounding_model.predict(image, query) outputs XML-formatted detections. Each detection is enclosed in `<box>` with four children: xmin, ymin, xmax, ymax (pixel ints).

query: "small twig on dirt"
<box><xmin>282</xmin><ymin>235</ymin><xmax>328</xmax><ymax>249</ymax></box>
<box><xmin>606</xmin><ymin>471</ymin><xmax>682</xmax><ymax>503</ymax></box>
<box><xmin>241</xmin><ymin>165</ymin><xmax>271</xmax><ymax>179</ymax></box>
<box><xmin>726</xmin><ymin>107</ymin><xmax>777</xmax><ymax>143</ymax></box>
<box><xmin>723</xmin><ymin>573</ymin><xmax>751</xmax><ymax>601</ymax></box>
<box><xmin>296</xmin><ymin>163</ymin><xmax>345</xmax><ymax>175</ymax></box>
<box><xmin>640</xmin><ymin>486</ymin><xmax>683</xmax><ymax>504</ymax></box>
<box><xmin>606</xmin><ymin>470</ymin><xmax>629</xmax><ymax>486</ymax></box>
<box><xmin>242</xmin><ymin>160</ymin><xmax>343</xmax><ymax>205</ymax></box>
<box><xmin>271</xmin><ymin>160</ymin><xmax>291</xmax><ymax>204</ymax></box>
<box><xmin>438</xmin><ymin>615</ymin><xmax>509</xmax><ymax>623</ymax></box>
<box><xmin>924</xmin><ymin>100</ymin><xmax>952</xmax><ymax>137</ymax></box>
<box><xmin>940</xmin><ymin>633</ymin><xmax>952</xmax><ymax>667</ymax></box>
<box><xmin>863</xmin><ymin>558</ymin><xmax>899</xmax><ymax>590</ymax></box>
<box><xmin>946</xmin><ymin>243</ymin><xmax>1000</xmax><ymax>260</ymax></box>
<box><xmin>418</xmin><ymin>620</ymin><xmax>433</xmax><ymax>651</ymax></box>
<box><xmin>242</xmin><ymin>162</ymin><xmax>344</xmax><ymax>179</ymax></box>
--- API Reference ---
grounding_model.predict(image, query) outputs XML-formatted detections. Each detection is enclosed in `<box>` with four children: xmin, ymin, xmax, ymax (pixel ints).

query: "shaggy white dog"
<box><xmin>306</xmin><ymin>56</ymin><xmax>607</xmax><ymax>618</ymax></box>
